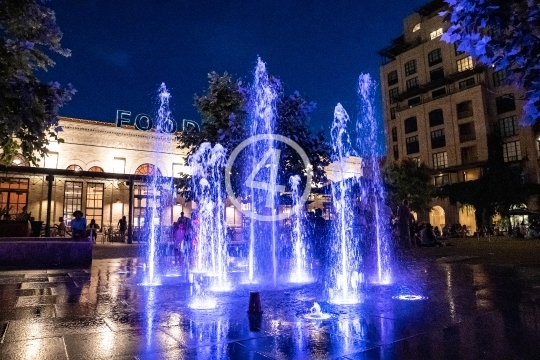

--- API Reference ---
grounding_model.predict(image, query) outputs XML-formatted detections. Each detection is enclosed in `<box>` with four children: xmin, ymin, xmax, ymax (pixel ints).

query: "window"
<box><xmin>432</xmin><ymin>88</ymin><xmax>446</xmax><ymax>98</ymax></box>
<box><xmin>431</xmin><ymin>129</ymin><xmax>446</xmax><ymax>149</ymax></box>
<box><xmin>492</xmin><ymin>69</ymin><xmax>507</xmax><ymax>87</ymax></box>
<box><xmin>135</xmin><ymin>163</ymin><xmax>161</xmax><ymax>176</ymax></box>
<box><xmin>406</xmin><ymin>136</ymin><xmax>419</xmax><ymax>154</ymax></box>
<box><xmin>503</xmin><ymin>141</ymin><xmax>521</xmax><ymax>162</ymax></box>
<box><xmin>429</xmin><ymin>109</ymin><xmax>444</xmax><ymax>127</ymax></box>
<box><xmin>113</xmin><ymin>157</ymin><xmax>125</xmax><ymax>173</ymax></box>
<box><xmin>496</xmin><ymin>94</ymin><xmax>516</xmax><ymax>114</ymax></box>
<box><xmin>432</xmin><ymin>151</ymin><xmax>448</xmax><ymax>169</ymax></box>
<box><xmin>173</xmin><ymin>163</ymin><xmax>189</xmax><ymax>178</ymax></box>
<box><xmin>404</xmin><ymin>60</ymin><xmax>417</xmax><ymax>76</ymax></box>
<box><xmin>459</xmin><ymin>122</ymin><xmax>476</xmax><ymax>142</ymax></box>
<box><xmin>390</xmin><ymin>107</ymin><xmax>397</xmax><ymax>120</ymax></box>
<box><xmin>0</xmin><ymin>178</ymin><xmax>29</xmax><ymax>218</ymax></box>
<box><xmin>88</xmin><ymin>166</ymin><xmax>104</xmax><ymax>172</ymax></box>
<box><xmin>430</xmin><ymin>28</ymin><xmax>443</xmax><ymax>40</ymax></box>
<box><xmin>434</xmin><ymin>174</ymin><xmax>450</xmax><ymax>186</ymax></box>
<box><xmin>412</xmin><ymin>23</ymin><xmax>421</xmax><ymax>32</ymax></box>
<box><xmin>499</xmin><ymin>116</ymin><xmax>518</xmax><ymax>138</ymax></box>
<box><xmin>44</xmin><ymin>152</ymin><xmax>58</xmax><ymax>169</ymax></box>
<box><xmin>457</xmin><ymin>100</ymin><xmax>473</xmax><ymax>119</ymax></box>
<box><xmin>387</xmin><ymin>70</ymin><xmax>398</xmax><ymax>86</ymax></box>
<box><xmin>459</xmin><ymin>77</ymin><xmax>475</xmax><ymax>90</ymax></box>
<box><xmin>393</xmin><ymin>145</ymin><xmax>399</xmax><ymax>160</ymax></box>
<box><xmin>537</xmin><ymin>138</ymin><xmax>540</xmax><ymax>158</ymax></box>
<box><xmin>457</xmin><ymin>56</ymin><xmax>473</xmax><ymax>72</ymax></box>
<box><xmin>461</xmin><ymin>146</ymin><xmax>478</xmax><ymax>165</ymax></box>
<box><xmin>391</xmin><ymin>127</ymin><xmax>398</xmax><ymax>142</ymax></box>
<box><xmin>86</xmin><ymin>183</ymin><xmax>104</xmax><ymax>228</ymax></box>
<box><xmin>404</xmin><ymin>116</ymin><xmax>418</xmax><ymax>133</ymax></box>
<box><xmin>411</xmin><ymin>157</ymin><xmax>421</xmax><ymax>167</ymax></box>
<box><xmin>429</xmin><ymin>67</ymin><xmax>445</xmax><ymax>83</ymax></box>
<box><xmin>428</xmin><ymin>48</ymin><xmax>442</xmax><ymax>66</ymax></box>
<box><xmin>67</xmin><ymin>164</ymin><xmax>83</xmax><ymax>171</ymax></box>
<box><xmin>406</xmin><ymin>77</ymin><xmax>419</xmax><ymax>90</ymax></box>
<box><xmin>64</xmin><ymin>181</ymin><xmax>83</xmax><ymax>225</ymax></box>
<box><xmin>133</xmin><ymin>184</ymin><xmax>162</xmax><ymax>228</ymax></box>
<box><xmin>389</xmin><ymin>87</ymin><xmax>399</xmax><ymax>104</ymax></box>
<box><xmin>408</xmin><ymin>97</ymin><xmax>421</xmax><ymax>107</ymax></box>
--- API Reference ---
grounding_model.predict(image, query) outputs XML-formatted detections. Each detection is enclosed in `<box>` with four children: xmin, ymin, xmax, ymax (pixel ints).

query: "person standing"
<box><xmin>397</xmin><ymin>199</ymin><xmax>412</xmax><ymax>248</ymax></box>
<box><xmin>71</xmin><ymin>210</ymin><xmax>87</xmax><ymax>239</ymax></box>
<box><xmin>87</xmin><ymin>219</ymin><xmax>100</xmax><ymax>243</ymax></box>
<box><xmin>117</xmin><ymin>216</ymin><xmax>127</xmax><ymax>242</ymax></box>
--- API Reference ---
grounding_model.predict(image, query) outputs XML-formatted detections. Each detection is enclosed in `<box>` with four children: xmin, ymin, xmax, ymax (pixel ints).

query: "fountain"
<box><xmin>327</xmin><ymin>104</ymin><xmax>362</xmax><ymax>304</ymax></box>
<box><xmin>356</xmin><ymin>74</ymin><xmax>392</xmax><ymax>285</ymax></box>
<box><xmin>246</xmin><ymin>57</ymin><xmax>281</xmax><ymax>285</ymax></box>
<box><xmin>188</xmin><ymin>142</ymin><xmax>230</xmax><ymax>291</ymax></box>
<box><xmin>289</xmin><ymin>175</ymin><xmax>311</xmax><ymax>283</ymax></box>
<box><xmin>139</xmin><ymin>83</ymin><xmax>176</xmax><ymax>286</ymax></box>
<box><xmin>303</xmin><ymin>302</ymin><xmax>332</xmax><ymax>320</ymax></box>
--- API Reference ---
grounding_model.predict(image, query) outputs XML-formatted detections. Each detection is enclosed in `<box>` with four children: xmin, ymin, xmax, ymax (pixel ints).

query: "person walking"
<box><xmin>117</xmin><ymin>216</ymin><xmax>127</xmax><ymax>242</ymax></box>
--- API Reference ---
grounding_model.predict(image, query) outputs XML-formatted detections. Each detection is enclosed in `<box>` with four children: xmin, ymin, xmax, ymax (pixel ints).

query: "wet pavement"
<box><xmin>0</xmin><ymin>255</ymin><xmax>540</xmax><ymax>359</ymax></box>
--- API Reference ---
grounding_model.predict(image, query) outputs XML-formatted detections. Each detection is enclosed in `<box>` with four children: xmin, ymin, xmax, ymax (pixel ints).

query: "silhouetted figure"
<box><xmin>397</xmin><ymin>199</ymin><xmax>412</xmax><ymax>247</ymax></box>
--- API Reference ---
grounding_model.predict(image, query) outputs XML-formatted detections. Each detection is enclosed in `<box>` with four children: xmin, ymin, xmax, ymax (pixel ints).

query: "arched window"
<box><xmin>135</xmin><ymin>163</ymin><xmax>161</xmax><ymax>176</ymax></box>
<box><xmin>67</xmin><ymin>164</ymin><xmax>83</xmax><ymax>171</ymax></box>
<box><xmin>88</xmin><ymin>166</ymin><xmax>104</xmax><ymax>172</ymax></box>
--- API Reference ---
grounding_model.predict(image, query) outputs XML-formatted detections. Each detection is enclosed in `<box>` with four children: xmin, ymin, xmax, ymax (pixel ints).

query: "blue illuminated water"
<box><xmin>289</xmin><ymin>175</ymin><xmax>311</xmax><ymax>283</ymax></box>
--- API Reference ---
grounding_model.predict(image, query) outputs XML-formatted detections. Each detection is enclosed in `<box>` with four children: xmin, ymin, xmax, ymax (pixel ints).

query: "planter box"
<box><xmin>0</xmin><ymin>220</ymin><xmax>30</xmax><ymax>237</ymax></box>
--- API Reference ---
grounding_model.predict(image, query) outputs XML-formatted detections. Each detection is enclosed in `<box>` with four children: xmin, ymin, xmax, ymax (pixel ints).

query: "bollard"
<box><xmin>247</xmin><ymin>291</ymin><xmax>263</xmax><ymax>314</ymax></box>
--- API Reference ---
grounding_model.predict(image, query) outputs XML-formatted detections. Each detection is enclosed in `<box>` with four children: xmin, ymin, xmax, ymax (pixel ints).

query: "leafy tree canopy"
<box><xmin>0</xmin><ymin>0</ymin><xmax>75</xmax><ymax>165</ymax></box>
<box><xmin>176</xmin><ymin>71</ymin><xmax>330</xmax><ymax>199</ymax></box>
<box><xmin>441</xmin><ymin>0</ymin><xmax>540</xmax><ymax>124</ymax></box>
<box><xmin>384</xmin><ymin>158</ymin><xmax>436</xmax><ymax>213</ymax></box>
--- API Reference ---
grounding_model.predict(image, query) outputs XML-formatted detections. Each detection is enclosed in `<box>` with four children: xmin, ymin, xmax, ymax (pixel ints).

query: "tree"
<box><xmin>441</xmin><ymin>0</ymin><xmax>540</xmax><ymax>124</ymax></box>
<box><xmin>176</xmin><ymin>72</ymin><xmax>330</xmax><ymax>198</ymax></box>
<box><xmin>0</xmin><ymin>0</ymin><xmax>75</xmax><ymax>165</ymax></box>
<box><xmin>384</xmin><ymin>158</ymin><xmax>436</xmax><ymax>213</ymax></box>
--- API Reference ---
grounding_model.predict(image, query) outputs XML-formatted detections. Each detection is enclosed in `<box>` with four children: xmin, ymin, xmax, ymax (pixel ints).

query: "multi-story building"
<box><xmin>378</xmin><ymin>0</ymin><xmax>540</xmax><ymax>233</ymax></box>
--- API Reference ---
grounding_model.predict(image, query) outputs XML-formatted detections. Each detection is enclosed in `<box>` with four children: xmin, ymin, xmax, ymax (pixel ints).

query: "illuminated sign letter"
<box><xmin>116</xmin><ymin>110</ymin><xmax>131</xmax><ymax>128</ymax></box>
<box><xmin>159</xmin><ymin>118</ymin><xmax>177</xmax><ymax>134</ymax></box>
<box><xmin>134</xmin><ymin>114</ymin><xmax>153</xmax><ymax>131</ymax></box>
<box><xmin>182</xmin><ymin>119</ymin><xmax>200</xmax><ymax>132</ymax></box>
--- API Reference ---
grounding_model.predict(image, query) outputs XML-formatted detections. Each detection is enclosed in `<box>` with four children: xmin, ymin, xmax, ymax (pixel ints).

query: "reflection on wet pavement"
<box><xmin>0</xmin><ymin>257</ymin><xmax>539</xmax><ymax>359</ymax></box>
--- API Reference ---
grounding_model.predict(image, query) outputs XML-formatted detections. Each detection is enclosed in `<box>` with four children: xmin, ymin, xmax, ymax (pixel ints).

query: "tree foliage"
<box><xmin>441</xmin><ymin>0</ymin><xmax>540</xmax><ymax>124</ymax></box>
<box><xmin>176</xmin><ymin>72</ymin><xmax>330</xmax><ymax>198</ymax></box>
<box><xmin>384</xmin><ymin>158</ymin><xmax>436</xmax><ymax>213</ymax></box>
<box><xmin>0</xmin><ymin>0</ymin><xmax>76</xmax><ymax>165</ymax></box>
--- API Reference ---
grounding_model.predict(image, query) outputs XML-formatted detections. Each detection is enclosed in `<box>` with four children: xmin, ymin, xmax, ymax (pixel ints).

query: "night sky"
<box><xmin>42</xmin><ymin>0</ymin><xmax>428</xmax><ymax>133</ymax></box>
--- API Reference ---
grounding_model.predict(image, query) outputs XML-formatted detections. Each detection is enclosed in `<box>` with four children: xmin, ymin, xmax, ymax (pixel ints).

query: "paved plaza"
<box><xmin>0</xmin><ymin>239</ymin><xmax>539</xmax><ymax>359</ymax></box>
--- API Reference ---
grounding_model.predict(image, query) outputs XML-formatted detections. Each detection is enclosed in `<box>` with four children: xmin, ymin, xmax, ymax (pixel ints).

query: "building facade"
<box><xmin>378</xmin><ymin>0</ymin><xmax>540</xmax><ymax>232</ymax></box>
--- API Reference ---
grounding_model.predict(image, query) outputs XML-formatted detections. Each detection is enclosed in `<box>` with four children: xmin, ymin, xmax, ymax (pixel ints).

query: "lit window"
<box><xmin>113</xmin><ymin>157</ymin><xmax>125</xmax><ymax>173</ymax></box>
<box><xmin>502</xmin><ymin>141</ymin><xmax>521</xmax><ymax>162</ymax></box>
<box><xmin>411</xmin><ymin>157</ymin><xmax>421</xmax><ymax>167</ymax></box>
<box><xmin>432</xmin><ymin>151</ymin><xmax>448</xmax><ymax>169</ymax></box>
<box><xmin>413</xmin><ymin>23</ymin><xmax>421</xmax><ymax>32</ymax></box>
<box><xmin>499</xmin><ymin>116</ymin><xmax>518</xmax><ymax>138</ymax></box>
<box><xmin>434</xmin><ymin>174</ymin><xmax>449</xmax><ymax>186</ymax></box>
<box><xmin>457</xmin><ymin>56</ymin><xmax>473</xmax><ymax>72</ymax></box>
<box><xmin>404</xmin><ymin>60</ymin><xmax>417</xmax><ymax>76</ymax></box>
<box><xmin>88</xmin><ymin>166</ymin><xmax>104</xmax><ymax>172</ymax></box>
<box><xmin>430</xmin><ymin>28</ymin><xmax>443</xmax><ymax>40</ymax></box>
<box><xmin>135</xmin><ymin>163</ymin><xmax>161</xmax><ymax>176</ymax></box>
<box><xmin>67</xmin><ymin>164</ymin><xmax>83</xmax><ymax>171</ymax></box>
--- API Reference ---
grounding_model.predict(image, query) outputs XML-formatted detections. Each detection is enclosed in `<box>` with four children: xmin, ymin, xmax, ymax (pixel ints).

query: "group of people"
<box><xmin>50</xmin><ymin>211</ymin><xmax>127</xmax><ymax>242</ymax></box>
<box><xmin>172</xmin><ymin>212</ymin><xmax>198</xmax><ymax>263</ymax></box>
<box><xmin>395</xmin><ymin>199</ymin><xmax>446</xmax><ymax>247</ymax></box>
